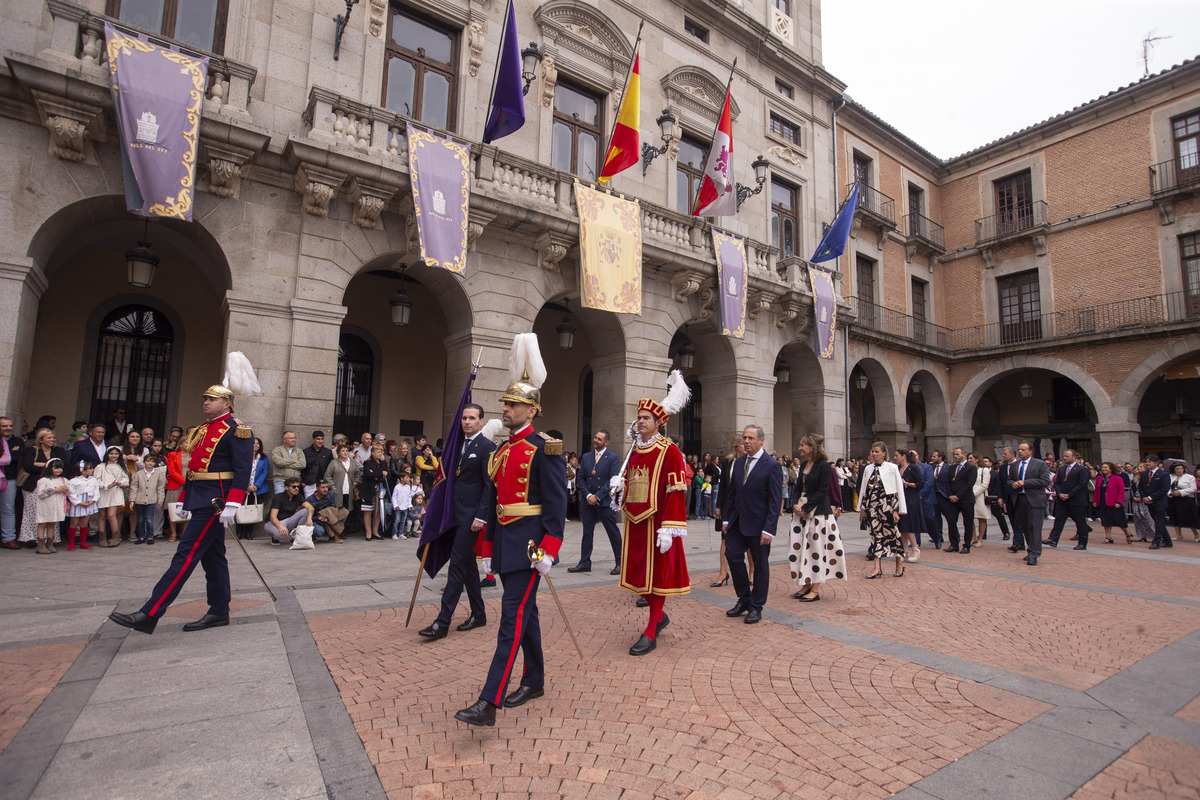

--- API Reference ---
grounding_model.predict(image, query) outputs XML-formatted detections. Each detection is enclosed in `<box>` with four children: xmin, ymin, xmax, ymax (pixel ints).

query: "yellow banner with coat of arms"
<box><xmin>575</xmin><ymin>180</ymin><xmax>642</xmax><ymax>314</ymax></box>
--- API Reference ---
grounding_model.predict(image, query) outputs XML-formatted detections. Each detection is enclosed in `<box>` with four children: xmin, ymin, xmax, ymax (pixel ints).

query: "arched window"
<box><xmin>90</xmin><ymin>305</ymin><xmax>174</xmax><ymax>436</ymax></box>
<box><xmin>334</xmin><ymin>333</ymin><xmax>374</xmax><ymax>439</ymax></box>
<box><xmin>680</xmin><ymin>379</ymin><xmax>702</xmax><ymax>456</ymax></box>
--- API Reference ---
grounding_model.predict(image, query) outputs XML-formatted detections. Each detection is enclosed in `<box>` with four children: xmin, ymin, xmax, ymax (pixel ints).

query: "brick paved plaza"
<box><xmin>1</xmin><ymin>518</ymin><xmax>1198</xmax><ymax>800</ymax></box>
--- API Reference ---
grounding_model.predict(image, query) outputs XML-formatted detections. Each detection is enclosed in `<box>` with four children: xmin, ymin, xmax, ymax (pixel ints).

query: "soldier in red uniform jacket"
<box><xmin>109</xmin><ymin>384</ymin><xmax>253</xmax><ymax>635</ymax></box>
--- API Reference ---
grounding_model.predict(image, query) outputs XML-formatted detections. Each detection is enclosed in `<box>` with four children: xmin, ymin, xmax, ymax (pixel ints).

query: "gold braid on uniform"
<box><xmin>538</xmin><ymin>432</ymin><xmax>562</xmax><ymax>456</ymax></box>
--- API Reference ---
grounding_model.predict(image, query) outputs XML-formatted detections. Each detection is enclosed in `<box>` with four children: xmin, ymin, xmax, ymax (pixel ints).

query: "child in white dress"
<box><xmin>67</xmin><ymin>460</ymin><xmax>100</xmax><ymax>551</ymax></box>
<box><xmin>35</xmin><ymin>458</ymin><xmax>69</xmax><ymax>555</ymax></box>
<box><xmin>95</xmin><ymin>446</ymin><xmax>129</xmax><ymax>547</ymax></box>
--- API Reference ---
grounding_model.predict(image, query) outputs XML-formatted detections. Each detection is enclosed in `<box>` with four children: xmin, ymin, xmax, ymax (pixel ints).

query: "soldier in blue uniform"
<box><xmin>109</xmin><ymin>383</ymin><xmax>253</xmax><ymax>634</ymax></box>
<box><xmin>455</xmin><ymin>335</ymin><xmax>567</xmax><ymax>727</ymax></box>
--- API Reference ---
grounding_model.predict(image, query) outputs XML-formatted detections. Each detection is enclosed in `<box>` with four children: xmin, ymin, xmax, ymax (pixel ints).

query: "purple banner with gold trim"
<box><xmin>809</xmin><ymin>266</ymin><xmax>837</xmax><ymax>360</ymax></box>
<box><xmin>407</xmin><ymin>123</ymin><xmax>470</xmax><ymax>275</ymax></box>
<box><xmin>105</xmin><ymin>23</ymin><xmax>207</xmax><ymax>220</ymax></box>
<box><xmin>711</xmin><ymin>229</ymin><xmax>748</xmax><ymax>339</ymax></box>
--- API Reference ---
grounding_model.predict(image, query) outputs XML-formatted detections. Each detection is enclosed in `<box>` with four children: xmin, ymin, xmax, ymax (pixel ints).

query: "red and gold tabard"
<box><xmin>619</xmin><ymin>435</ymin><xmax>690</xmax><ymax>596</ymax></box>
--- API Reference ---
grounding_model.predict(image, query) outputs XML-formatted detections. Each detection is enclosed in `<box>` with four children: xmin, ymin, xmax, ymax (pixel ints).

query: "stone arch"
<box><xmin>899</xmin><ymin>358</ymin><xmax>950</xmax><ymax>433</ymax></box>
<box><xmin>847</xmin><ymin>353</ymin><xmax>901</xmax><ymax>428</ymax></box>
<box><xmin>1113</xmin><ymin>333</ymin><xmax>1200</xmax><ymax>425</ymax></box>
<box><xmin>352</xmin><ymin>254</ymin><xmax>475</xmax><ymax>340</ymax></box>
<box><xmin>535</xmin><ymin>0</ymin><xmax>634</xmax><ymax>69</ymax></box>
<box><xmin>662</xmin><ymin>66</ymin><xmax>742</xmax><ymax>124</ymax></box>
<box><xmin>950</xmin><ymin>354</ymin><xmax>1113</xmax><ymax>434</ymax></box>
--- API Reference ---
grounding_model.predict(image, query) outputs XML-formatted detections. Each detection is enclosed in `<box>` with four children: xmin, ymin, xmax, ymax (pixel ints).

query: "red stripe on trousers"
<box><xmin>493</xmin><ymin>574</ymin><xmax>538</xmax><ymax>706</ymax></box>
<box><xmin>147</xmin><ymin>513</ymin><xmax>218</xmax><ymax>616</ymax></box>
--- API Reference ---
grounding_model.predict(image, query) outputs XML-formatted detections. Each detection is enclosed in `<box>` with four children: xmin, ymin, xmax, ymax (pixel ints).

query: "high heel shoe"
<box><xmin>865</xmin><ymin>571</ymin><xmax>883</xmax><ymax>579</ymax></box>
<box><xmin>893</xmin><ymin>566</ymin><xmax>906</xmax><ymax>578</ymax></box>
<box><xmin>710</xmin><ymin>575</ymin><xmax>729</xmax><ymax>587</ymax></box>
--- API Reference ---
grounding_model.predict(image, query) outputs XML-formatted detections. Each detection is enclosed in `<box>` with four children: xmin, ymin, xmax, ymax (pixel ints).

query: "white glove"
<box><xmin>219</xmin><ymin>504</ymin><xmax>239</xmax><ymax>526</ymax></box>
<box><xmin>481</xmin><ymin>558</ymin><xmax>492</xmax><ymax>575</ymax></box>
<box><xmin>657</xmin><ymin>530</ymin><xmax>673</xmax><ymax>553</ymax></box>
<box><xmin>534</xmin><ymin>554</ymin><xmax>553</xmax><ymax>575</ymax></box>
<box><xmin>609</xmin><ymin>476</ymin><xmax>623</xmax><ymax>492</ymax></box>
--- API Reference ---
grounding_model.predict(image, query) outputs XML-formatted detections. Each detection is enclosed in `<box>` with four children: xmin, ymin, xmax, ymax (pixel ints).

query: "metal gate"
<box><xmin>334</xmin><ymin>333</ymin><xmax>374</xmax><ymax>439</ymax></box>
<box><xmin>90</xmin><ymin>305</ymin><xmax>174</xmax><ymax>437</ymax></box>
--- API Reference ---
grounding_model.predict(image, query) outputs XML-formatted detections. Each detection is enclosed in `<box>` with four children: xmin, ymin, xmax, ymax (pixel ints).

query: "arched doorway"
<box><xmin>847</xmin><ymin>355</ymin><xmax>902</xmax><ymax>457</ymax></box>
<box><xmin>669</xmin><ymin>323</ymin><xmax>736</xmax><ymax>456</ymax></box>
<box><xmin>680</xmin><ymin>378</ymin><xmax>702</xmax><ymax>456</ymax></box>
<box><xmin>89</xmin><ymin>305</ymin><xmax>175</xmax><ymax>437</ymax></box>
<box><xmin>970</xmin><ymin>369</ymin><xmax>1098</xmax><ymax>461</ymax></box>
<box><xmin>903</xmin><ymin>367</ymin><xmax>948</xmax><ymax>459</ymax></box>
<box><xmin>773</xmin><ymin>341</ymin><xmax>828</xmax><ymax>458</ymax></box>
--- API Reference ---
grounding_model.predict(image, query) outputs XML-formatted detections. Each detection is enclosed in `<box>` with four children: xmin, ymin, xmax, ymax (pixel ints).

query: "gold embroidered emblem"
<box><xmin>627</xmin><ymin>466</ymin><xmax>650</xmax><ymax>505</ymax></box>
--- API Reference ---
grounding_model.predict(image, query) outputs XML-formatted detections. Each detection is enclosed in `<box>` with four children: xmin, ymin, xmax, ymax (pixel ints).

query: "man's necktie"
<box><xmin>744</xmin><ymin>455</ymin><xmax>753</xmax><ymax>481</ymax></box>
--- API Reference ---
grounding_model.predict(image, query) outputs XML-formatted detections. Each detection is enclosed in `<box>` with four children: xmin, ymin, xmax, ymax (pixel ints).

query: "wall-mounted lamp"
<box><xmin>910</xmin><ymin>379</ymin><xmax>922</xmax><ymax>395</ymax></box>
<box><xmin>677</xmin><ymin>326</ymin><xmax>695</xmax><ymax>371</ymax></box>
<box><xmin>332</xmin><ymin>0</ymin><xmax>360</xmax><ymax>61</ymax></box>
<box><xmin>735</xmin><ymin>155</ymin><xmax>770</xmax><ymax>210</ymax></box>
<box><xmin>640</xmin><ymin>109</ymin><xmax>677</xmax><ymax>175</ymax></box>
<box><xmin>855</xmin><ymin>373</ymin><xmax>869</xmax><ymax>391</ymax></box>
<box><xmin>521</xmin><ymin>43</ymin><xmax>543</xmax><ymax>96</ymax></box>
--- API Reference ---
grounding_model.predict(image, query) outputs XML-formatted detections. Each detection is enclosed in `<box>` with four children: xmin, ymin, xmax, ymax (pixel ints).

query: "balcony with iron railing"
<box><xmin>902</xmin><ymin>212</ymin><xmax>945</xmax><ymax>256</ymax></box>
<box><xmin>974</xmin><ymin>200</ymin><xmax>1049</xmax><ymax>245</ymax></box>
<box><xmin>850</xmin><ymin>181</ymin><xmax>895</xmax><ymax>225</ymax></box>
<box><xmin>849</xmin><ymin>291</ymin><xmax>1199</xmax><ymax>354</ymax></box>
<box><xmin>1150</xmin><ymin>156</ymin><xmax>1200</xmax><ymax>195</ymax></box>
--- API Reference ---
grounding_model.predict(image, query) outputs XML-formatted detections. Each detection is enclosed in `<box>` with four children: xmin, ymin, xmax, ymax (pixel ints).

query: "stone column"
<box><xmin>870</xmin><ymin>424</ymin><xmax>910</xmax><ymax>454</ymax></box>
<box><xmin>443</xmin><ymin>327</ymin><xmax>514</xmax><ymax>431</ymax></box>
<box><xmin>1097</xmin><ymin>423</ymin><xmax>1142</xmax><ymax>466</ymax></box>
<box><xmin>0</xmin><ymin>257</ymin><xmax>47</xmax><ymax>422</ymax></box>
<box><xmin>590</xmin><ymin>352</ymin><xmax>636</xmax><ymax>435</ymax></box>
<box><xmin>789</xmin><ymin>384</ymin><xmax>847</xmax><ymax>459</ymax></box>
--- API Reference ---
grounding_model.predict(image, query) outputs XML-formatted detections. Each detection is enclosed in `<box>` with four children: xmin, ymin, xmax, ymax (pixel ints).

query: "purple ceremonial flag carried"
<box><xmin>809</xmin><ymin>266</ymin><xmax>837</xmax><ymax>360</ymax></box>
<box><xmin>417</xmin><ymin>366</ymin><xmax>478</xmax><ymax>579</ymax></box>
<box><xmin>407</xmin><ymin>122</ymin><xmax>470</xmax><ymax>274</ymax></box>
<box><xmin>711</xmin><ymin>229</ymin><xmax>748</xmax><ymax>339</ymax></box>
<box><xmin>104</xmin><ymin>23</ymin><xmax>208</xmax><ymax>220</ymax></box>
<box><xmin>482</xmin><ymin>0</ymin><xmax>525</xmax><ymax>144</ymax></box>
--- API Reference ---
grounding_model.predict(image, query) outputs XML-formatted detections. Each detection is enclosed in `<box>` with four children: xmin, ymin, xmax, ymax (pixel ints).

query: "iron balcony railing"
<box><xmin>1150</xmin><ymin>156</ymin><xmax>1200</xmax><ymax>194</ymax></box>
<box><xmin>903</xmin><ymin>212</ymin><xmax>946</xmax><ymax>251</ymax></box>
<box><xmin>974</xmin><ymin>199</ymin><xmax>1048</xmax><ymax>243</ymax></box>
<box><xmin>849</xmin><ymin>182</ymin><xmax>896</xmax><ymax>226</ymax></box>
<box><xmin>850</xmin><ymin>291</ymin><xmax>1199</xmax><ymax>353</ymax></box>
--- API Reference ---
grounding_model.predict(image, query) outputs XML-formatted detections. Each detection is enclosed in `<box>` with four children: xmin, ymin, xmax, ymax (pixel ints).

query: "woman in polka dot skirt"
<box><xmin>788</xmin><ymin>433</ymin><xmax>846</xmax><ymax>603</ymax></box>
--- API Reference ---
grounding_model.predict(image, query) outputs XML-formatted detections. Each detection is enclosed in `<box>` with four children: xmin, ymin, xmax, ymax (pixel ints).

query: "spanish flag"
<box><xmin>597</xmin><ymin>48</ymin><xmax>640</xmax><ymax>184</ymax></box>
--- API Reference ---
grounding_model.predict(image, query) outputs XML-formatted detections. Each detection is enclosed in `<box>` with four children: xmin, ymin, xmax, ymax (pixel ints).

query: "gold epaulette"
<box><xmin>538</xmin><ymin>432</ymin><xmax>563</xmax><ymax>457</ymax></box>
<box><xmin>235</xmin><ymin>423</ymin><xmax>252</xmax><ymax>439</ymax></box>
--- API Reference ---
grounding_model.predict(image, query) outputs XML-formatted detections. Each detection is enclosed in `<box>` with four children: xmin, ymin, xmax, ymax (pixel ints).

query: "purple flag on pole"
<box><xmin>482</xmin><ymin>0</ymin><xmax>526</xmax><ymax>144</ymax></box>
<box><xmin>712</xmin><ymin>229</ymin><xmax>748</xmax><ymax>339</ymax></box>
<box><xmin>417</xmin><ymin>366</ymin><xmax>478</xmax><ymax>579</ymax></box>
<box><xmin>104</xmin><ymin>23</ymin><xmax>208</xmax><ymax>220</ymax></box>
<box><xmin>407</xmin><ymin>123</ymin><xmax>470</xmax><ymax>274</ymax></box>
<box><xmin>809</xmin><ymin>266</ymin><xmax>838</xmax><ymax>360</ymax></box>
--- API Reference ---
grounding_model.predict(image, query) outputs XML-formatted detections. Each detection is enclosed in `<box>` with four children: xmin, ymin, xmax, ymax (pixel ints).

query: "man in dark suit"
<box><xmin>945</xmin><ymin>447</ymin><xmax>977</xmax><ymax>553</ymax></box>
<box><xmin>986</xmin><ymin>456</ymin><xmax>1011</xmax><ymax>540</ymax></box>
<box><xmin>1044</xmin><ymin>449</ymin><xmax>1093</xmax><ymax>550</ymax></box>
<box><xmin>931</xmin><ymin>450</ymin><xmax>952</xmax><ymax>550</ymax></box>
<box><xmin>1010</xmin><ymin>441</ymin><xmax>1051</xmax><ymax>565</ymax></box>
<box><xmin>1140</xmin><ymin>454</ymin><xmax>1173</xmax><ymax>549</ymax></box>
<box><xmin>998</xmin><ymin>447</ymin><xmax>1027</xmax><ymax>552</ymax></box>
<box><xmin>568</xmin><ymin>429</ymin><xmax>623</xmax><ymax>575</ymax></box>
<box><xmin>420</xmin><ymin>404</ymin><xmax>497</xmax><ymax>639</ymax></box>
<box><xmin>721</xmin><ymin>424</ymin><xmax>782</xmax><ymax>624</ymax></box>
<box><xmin>68</xmin><ymin>423</ymin><xmax>110</xmax><ymax>469</ymax></box>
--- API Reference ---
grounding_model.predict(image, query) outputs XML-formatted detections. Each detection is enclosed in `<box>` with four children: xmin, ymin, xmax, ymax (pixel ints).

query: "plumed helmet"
<box><xmin>500</xmin><ymin>333</ymin><xmax>547</xmax><ymax>414</ymax></box>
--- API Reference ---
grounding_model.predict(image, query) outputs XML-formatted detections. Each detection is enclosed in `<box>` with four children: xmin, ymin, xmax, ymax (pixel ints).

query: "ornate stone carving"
<box><xmin>671</xmin><ymin>269</ymin><xmax>706</xmax><ymax>302</ymax></box>
<box><xmin>540</xmin><ymin>56</ymin><xmax>557</xmax><ymax>108</ymax></box>
<box><xmin>31</xmin><ymin>91</ymin><xmax>104</xmax><ymax>163</ymax></box>
<box><xmin>696</xmin><ymin>279</ymin><xmax>717</xmax><ymax>322</ymax></box>
<box><xmin>666</xmin><ymin>125</ymin><xmax>682</xmax><ymax>160</ymax></box>
<box><xmin>905</xmin><ymin>244</ymin><xmax>917</xmax><ymax>263</ymax></box>
<box><xmin>770</xmin><ymin>6</ymin><xmax>793</xmax><ymax>41</ymax></box>
<box><xmin>208</xmin><ymin>157</ymin><xmax>239</xmax><ymax>197</ymax></box>
<box><xmin>535</xmin><ymin>231</ymin><xmax>571</xmax><ymax>271</ymax></box>
<box><xmin>746</xmin><ymin>290</ymin><xmax>775</xmax><ymax>320</ymax></box>
<box><xmin>467</xmin><ymin>210</ymin><xmax>496</xmax><ymax>252</ymax></box>
<box><xmin>792</xmin><ymin>309</ymin><xmax>813</xmax><ymax>340</ymax></box>
<box><xmin>46</xmin><ymin>115</ymin><xmax>87</xmax><ymax>162</ymax></box>
<box><xmin>1032</xmin><ymin>234</ymin><xmax>1047</xmax><ymax>257</ymax></box>
<box><xmin>681</xmin><ymin>83</ymin><xmax>713</xmax><ymax>104</ymax></box>
<box><xmin>769</xmin><ymin>144</ymin><xmax>803</xmax><ymax>167</ymax></box>
<box><xmin>661</xmin><ymin>67</ymin><xmax>741</xmax><ymax>123</ymax></box>
<box><xmin>201</xmin><ymin>143</ymin><xmax>257</xmax><ymax>198</ymax></box>
<box><xmin>369</xmin><ymin>0</ymin><xmax>387</xmax><ymax>36</ymax></box>
<box><xmin>774</xmin><ymin>302</ymin><xmax>797</xmax><ymax>329</ymax></box>
<box><xmin>294</xmin><ymin>165</ymin><xmax>346</xmax><ymax>217</ymax></box>
<box><xmin>347</xmin><ymin>177</ymin><xmax>397</xmax><ymax>229</ymax></box>
<box><xmin>981</xmin><ymin>247</ymin><xmax>995</xmax><ymax>270</ymax></box>
<box><xmin>562</xmin><ymin>22</ymin><xmax>603</xmax><ymax>46</ymax></box>
<box><xmin>468</xmin><ymin>21</ymin><xmax>485</xmax><ymax>77</ymax></box>
<box><xmin>1155</xmin><ymin>199</ymin><xmax>1175</xmax><ymax>226</ymax></box>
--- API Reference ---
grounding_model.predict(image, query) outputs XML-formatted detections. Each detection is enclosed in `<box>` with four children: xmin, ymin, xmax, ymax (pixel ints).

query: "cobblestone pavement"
<box><xmin>0</xmin><ymin>517</ymin><xmax>1198</xmax><ymax>799</ymax></box>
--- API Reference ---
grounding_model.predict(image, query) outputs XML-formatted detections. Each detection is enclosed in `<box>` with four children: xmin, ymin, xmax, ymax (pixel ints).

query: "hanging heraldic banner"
<box><xmin>407</xmin><ymin>122</ymin><xmax>470</xmax><ymax>274</ymax></box>
<box><xmin>105</xmin><ymin>23</ymin><xmax>208</xmax><ymax>220</ymax></box>
<box><xmin>575</xmin><ymin>181</ymin><xmax>642</xmax><ymax>314</ymax></box>
<box><xmin>809</xmin><ymin>266</ymin><xmax>837</xmax><ymax>360</ymax></box>
<box><xmin>711</xmin><ymin>229</ymin><xmax>748</xmax><ymax>339</ymax></box>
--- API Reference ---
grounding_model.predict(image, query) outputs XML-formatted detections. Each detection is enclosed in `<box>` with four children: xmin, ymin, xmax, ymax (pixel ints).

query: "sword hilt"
<box><xmin>527</xmin><ymin>540</ymin><xmax>545</xmax><ymax>564</ymax></box>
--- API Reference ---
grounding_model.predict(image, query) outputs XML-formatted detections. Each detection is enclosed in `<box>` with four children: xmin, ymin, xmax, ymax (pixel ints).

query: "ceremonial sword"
<box><xmin>527</xmin><ymin>540</ymin><xmax>585</xmax><ymax>661</ymax></box>
<box><xmin>213</xmin><ymin>499</ymin><xmax>277</xmax><ymax>602</ymax></box>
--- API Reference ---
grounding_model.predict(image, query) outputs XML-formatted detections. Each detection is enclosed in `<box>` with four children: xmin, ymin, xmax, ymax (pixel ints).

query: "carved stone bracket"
<box><xmin>696</xmin><ymin>277</ymin><xmax>717</xmax><ymax>322</ymax></box>
<box><xmin>369</xmin><ymin>0</ymin><xmax>387</xmax><ymax>36</ymax></box>
<box><xmin>31</xmin><ymin>90</ymin><xmax>104</xmax><ymax>163</ymax></box>
<box><xmin>980</xmin><ymin>247</ymin><xmax>995</xmax><ymax>270</ymax></box>
<box><xmin>1155</xmin><ymin>198</ymin><xmax>1175</xmax><ymax>226</ymax></box>
<box><xmin>200</xmin><ymin>142</ymin><xmax>256</xmax><ymax>198</ymax></box>
<box><xmin>535</xmin><ymin>230</ymin><xmax>572</xmax><ymax>271</ymax></box>
<box><xmin>1032</xmin><ymin>234</ymin><xmax>1047</xmax><ymax>257</ymax></box>
<box><xmin>347</xmin><ymin>177</ymin><xmax>398</xmax><ymax>229</ymax></box>
<box><xmin>875</xmin><ymin>225</ymin><xmax>889</xmax><ymax>250</ymax></box>
<box><xmin>905</xmin><ymin>243</ymin><xmax>916</xmax><ymax>263</ymax></box>
<box><xmin>540</xmin><ymin>57</ymin><xmax>557</xmax><ymax>108</ymax></box>
<box><xmin>294</xmin><ymin>164</ymin><xmax>346</xmax><ymax>217</ymax></box>
<box><xmin>768</xmin><ymin>144</ymin><xmax>804</xmax><ymax>168</ymax></box>
<box><xmin>468</xmin><ymin>21</ymin><xmax>485</xmax><ymax>77</ymax></box>
<box><xmin>467</xmin><ymin>209</ymin><xmax>496</xmax><ymax>251</ymax></box>
<box><xmin>746</xmin><ymin>289</ymin><xmax>778</xmax><ymax>321</ymax></box>
<box><xmin>671</xmin><ymin>268</ymin><xmax>708</xmax><ymax>302</ymax></box>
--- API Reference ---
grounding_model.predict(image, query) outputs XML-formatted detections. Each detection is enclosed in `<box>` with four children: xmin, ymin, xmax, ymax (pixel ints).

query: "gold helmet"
<box><xmin>501</xmin><ymin>333</ymin><xmax>547</xmax><ymax>414</ymax></box>
<box><xmin>202</xmin><ymin>384</ymin><xmax>234</xmax><ymax>405</ymax></box>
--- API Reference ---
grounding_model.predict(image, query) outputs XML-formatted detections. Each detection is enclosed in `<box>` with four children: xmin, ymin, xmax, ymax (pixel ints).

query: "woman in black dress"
<box><xmin>359</xmin><ymin>443</ymin><xmax>387</xmax><ymax>540</ymax></box>
<box><xmin>896</xmin><ymin>449</ymin><xmax>925</xmax><ymax>562</ymax></box>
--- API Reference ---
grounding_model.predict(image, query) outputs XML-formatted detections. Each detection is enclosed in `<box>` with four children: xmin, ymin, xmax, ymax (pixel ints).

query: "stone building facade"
<box><xmin>0</xmin><ymin>0</ymin><xmax>848</xmax><ymax>458</ymax></box>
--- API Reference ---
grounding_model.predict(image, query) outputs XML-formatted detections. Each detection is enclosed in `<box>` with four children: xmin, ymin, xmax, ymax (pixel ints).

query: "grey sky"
<box><xmin>821</xmin><ymin>1</ymin><xmax>1200</xmax><ymax>159</ymax></box>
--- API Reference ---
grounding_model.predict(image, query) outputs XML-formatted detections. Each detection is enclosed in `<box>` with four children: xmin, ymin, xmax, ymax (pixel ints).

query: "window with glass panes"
<box><xmin>853</xmin><ymin>152</ymin><xmax>871</xmax><ymax>187</ymax></box>
<box><xmin>382</xmin><ymin>5</ymin><xmax>457</xmax><ymax>131</ymax></box>
<box><xmin>856</xmin><ymin>255</ymin><xmax>876</xmax><ymax>328</ymax></box>
<box><xmin>770</xmin><ymin>180</ymin><xmax>799</xmax><ymax>258</ymax></box>
<box><xmin>769</xmin><ymin>114</ymin><xmax>799</xmax><ymax>146</ymax></box>
<box><xmin>551</xmin><ymin>82</ymin><xmax>601</xmax><ymax>180</ymax></box>
<box><xmin>1174</xmin><ymin>111</ymin><xmax>1199</xmax><ymax>180</ymax></box>
<box><xmin>911</xmin><ymin>277</ymin><xmax>928</xmax><ymax>342</ymax></box>
<box><xmin>995</xmin><ymin>170</ymin><xmax>1033</xmax><ymax>235</ymax></box>
<box><xmin>675</xmin><ymin>137</ymin><xmax>706</xmax><ymax>214</ymax></box>
<box><xmin>998</xmin><ymin>269</ymin><xmax>1041</xmax><ymax>343</ymax></box>
<box><xmin>1181</xmin><ymin>232</ymin><xmax>1200</xmax><ymax>316</ymax></box>
<box><xmin>107</xmin><ymin>0</ymin><xmax>228</xmax><ymax>53</ymax></box>
<box><xmin>772</xmin><ymin>0</ymin><xmax>791</xmax><ymax>15</ymax></box>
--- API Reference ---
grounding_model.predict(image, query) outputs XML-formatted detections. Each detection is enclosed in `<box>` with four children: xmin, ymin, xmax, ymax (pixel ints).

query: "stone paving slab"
<box><xmin>1069</xmin><ymin>734</ymin><xmax>1200</xmax><ymax>799</ymax></box>
<box><xmin>0</xmin><ymin>642</ymin><xmax>85</xmax><ymax>755</ymax></box>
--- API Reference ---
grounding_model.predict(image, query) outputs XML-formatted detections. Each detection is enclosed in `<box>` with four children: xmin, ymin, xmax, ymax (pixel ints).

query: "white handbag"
<box><xmin>235</xmin><ymin>494</ymin><xmax>264</xmax><ymax>524</ymax></box>
<box><xmin>290</xmin><ymin>525</ymin><xmax>315</xmax><ymax>550</ymax></box>
<box><xmin>167</xmin><ymin>502</ymin><xmax>191</xmax><ymax>522</ymax></box>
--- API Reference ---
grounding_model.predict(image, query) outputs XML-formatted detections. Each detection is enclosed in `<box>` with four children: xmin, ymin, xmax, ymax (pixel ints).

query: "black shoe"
<box><xmin>454</xmin><ymin>699</ymin><xmax>496</xmax><ymax>726</ymax></box>
<box><xmin>1002</xmin><ymin>534</ymin><xmax>1010</xmax><ymax>540</ymax></box>
<box><xmin>480</xmin><ymin>577</ymin><xmax>496</xmax><ymax>588</ymax></box>
<box><xmin>636</xmin><ymin>596</ymin><xmax>649</xmax><ymax>608</ymax></box>
<box><xmin>1162</xmin><ymin>541</ymin><xmax>1174</xmax><ymax>548</ymax></box>
<box><xmin>711</xmin><ymin>576</ymin><xmax>731</xmax><ymax>587</ymax></box>
<box><xmin>456</xmin><ymin>614</ymin><xmax>487</xmax><ymax>632</ymax></box>
<box><xmin>182</xmin><ymin>613</ymin><xmax>229</xmax><ymax>632</ymax></box>
<box><xmin>566</xmin><ymin>564</ymin><xmax>591</xmax><ymax>573</ymax></box>
<box><xmin>629</xmin><ymin>634</ymin><xmax>656</xmax><ymax>656</ymax></box>
<box><xmin>798</xmin><ymin>592</ymin><xmax>821</xmax><ymax>603</ymax></box>
<box><xmin>418</xmin><ymin>622</ymin><xmax>448</xmax><ymax>640</ymax></box>
<box><xmin>744</xmin><ymin>609</ymin><xmax>762</xmax><ymax>624</ymax></box>
<box><xmin>1149</xmin><ymin>544</ymin><xmax>1161</xmax><ymax>550</ymax></box>
<box><xmin>726</xmin><ymin>599</ymin><xmax>749</xmax><ymax>617</ymax></box>
<box><xmin>960</xmin><ymin>547</ymin><xmax>971</xmax><ymax>554</ymax></box>
<box><xmin>934</xmin><ymin>542</ymin><xmax>942</xmax><ymax>549</ymax></box>
<box><xmin>1070</xmin><ymin>535</ymin><xmax>1078</xmax><ymax>541</ymax></box>
<box><xmin>504</xmin><ymin>685</ymin><xmax>544</xmax><ymax>707</ymax></box>
<box><xmin>1007</xmin><ymin>545</ymin><xmax>1026</xmax><ymax>552</ymax></box>
<box><xmin>1025</xmin><ymin>556</ymin><xmax>1038</xmax><ymax>566</ymax></box>
<box><xmin>610</xmin><ymin>565</ymin><xmax>621</xmax><ymax>576</ymax></box>
<box><xmin>1043</xmin><ymin>540</ymin><xmax>1058</xmax><ymax>548</ymax></box>
<box><xmin>1073</xmin><ymin>544</ymin><xmax>1086</xmax><ymax>551</ymax></box>
<box><xmin>656</xmin><ymin>613</ymin><xmax>670</xmax><ymax>636</ymax></box>
<box><xmin>109</xmin><ymin>611</ymin><xmax>157</xmax><ymax>634</ymax></box>
<box><xmin>945</xmin><ymin>545</ymin><xmax>960</xmax><ymax>553</ymax></box>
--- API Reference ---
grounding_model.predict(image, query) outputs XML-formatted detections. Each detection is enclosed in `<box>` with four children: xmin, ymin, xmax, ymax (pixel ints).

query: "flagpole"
<box><xmin>599</xmin><ymin>20</ymin><xmax>643</xmax><ymax>168</ymax></box>
<box><xmin>690</xmin><ymin>57</ymin><xmax>737</xmax><ymax>216</ymax></box>
<box><xmin>480</xmin><ymin>0</ymin><xmax>512</xmax><ymax>142</ymax></box>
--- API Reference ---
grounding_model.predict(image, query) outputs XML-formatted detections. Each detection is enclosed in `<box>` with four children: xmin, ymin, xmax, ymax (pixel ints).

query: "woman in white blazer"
<box><xmin>1167</xmin><ymin>464</ymin><xmax>1198</xmax><ymax>541</ymax></box>
<box><xmin>970</xmin><ymin>452</ymin><xmax>992</xmax><ymax>546</ymax></box>
<box><xmin>859</xmin><ymin>442</ymin><xmax>907</xmax><ymax>578</ymax></box>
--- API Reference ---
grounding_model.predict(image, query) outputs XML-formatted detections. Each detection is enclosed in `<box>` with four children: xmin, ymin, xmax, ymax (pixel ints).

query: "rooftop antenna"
<box><xmin>1142</xmin><ymin>31</ymin><xmax>1170</xmax><ymax>78</ymax></box>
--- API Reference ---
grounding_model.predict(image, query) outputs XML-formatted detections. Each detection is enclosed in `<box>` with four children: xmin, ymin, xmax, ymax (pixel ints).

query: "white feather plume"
<box><xmin>508</xmin><ymin>333</ymin><xmax>547</xmax><ymax>389</ymax></box>
<box><xmin>480</xmin><ymin>418</ymin><xmax>504</xmax><ymax>441</ymax></box>
<box><xmin>222</xmin><ymin>351</ymin><xmax>262</xmax><ymax>396</ymax></box>
<box><xmin>660</xmin><ymin>369</ymin><xmax>691</xmax><ymax>416</ymax></box>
